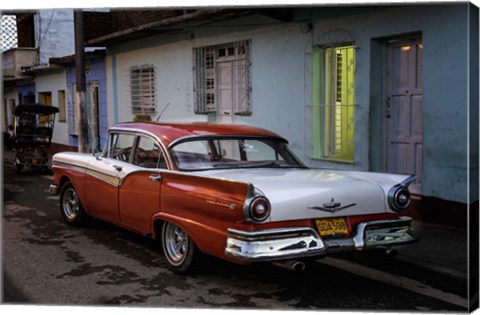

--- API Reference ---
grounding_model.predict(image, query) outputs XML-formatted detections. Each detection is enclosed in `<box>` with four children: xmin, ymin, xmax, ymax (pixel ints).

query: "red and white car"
<box><xmin>49</xmin><ymin>122</ymin><xmax>418</xmax><ymax>273</ymax></box>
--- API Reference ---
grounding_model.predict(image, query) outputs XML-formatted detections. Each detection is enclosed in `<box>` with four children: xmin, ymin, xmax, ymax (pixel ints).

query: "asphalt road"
<box><xmin>2</xmin><ymin>162</ymin><xmax>468</xmax><ymax>311</ymax></box>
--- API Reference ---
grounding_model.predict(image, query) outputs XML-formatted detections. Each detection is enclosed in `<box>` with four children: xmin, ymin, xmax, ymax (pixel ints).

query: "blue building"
<box><xmin>53</xmin><ymin>51</ymin><xmax>109</xmax><ymax>150</ymax></box>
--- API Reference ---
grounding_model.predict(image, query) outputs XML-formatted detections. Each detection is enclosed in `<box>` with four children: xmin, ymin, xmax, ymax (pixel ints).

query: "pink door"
<box><xmin>386</xmin><ymin>38</ymin><xmax>423</xmax><ymax>194</ymax></box>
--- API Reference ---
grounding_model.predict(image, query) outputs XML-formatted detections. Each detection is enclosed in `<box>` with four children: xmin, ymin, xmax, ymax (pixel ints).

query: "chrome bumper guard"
<box><xmin>225</xmin><ymin>227</ymin><xmax>325</xmax><ymax>261</ymax></box>
<box><xmin>48</xmin><ymin>184</ymin><xmax>59</xmax><ymax>195</ymax></box>
<box><xmin>225</xmin><ymin>216</ymin><xmax>417</xmax><ymax>262</ymax></box>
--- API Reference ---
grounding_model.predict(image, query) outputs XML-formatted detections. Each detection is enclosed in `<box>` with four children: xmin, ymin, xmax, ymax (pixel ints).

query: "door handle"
<box><xmin>149</xmin><ymin>174</ymin><xmax>162</xmax><ymax>182</ymax></box>
<box><xmin>112</xmin><ymin>164</ymin><xmax>123</xmax><ymax>171</ymax></box>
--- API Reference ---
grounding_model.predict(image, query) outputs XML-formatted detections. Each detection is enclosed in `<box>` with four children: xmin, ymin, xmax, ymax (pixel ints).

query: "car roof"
<box><xmin>112</xmin><ymin>121</ymin><xmax>286</xmax><ymax>148</ymax></box>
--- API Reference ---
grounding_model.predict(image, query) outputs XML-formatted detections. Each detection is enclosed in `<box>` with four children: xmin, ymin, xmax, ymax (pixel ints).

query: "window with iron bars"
<box><xmin>193</xmin><ymin>40</ymin><xmax>251</xmax><ymax>115</ymax></box>
<box><xmin>312</xmin><ymin>44</ymin><xmax>356</xmax><ymax>162</ymax></box>
<box><xmin>1</xmin><ymin>15</ymin><xmax>18</xmax><ymax>52</ymax></box>
<box><xmin>130</xmin><ymin>65</ymin><xmax>156</xmax><ymax>115</ymax></box>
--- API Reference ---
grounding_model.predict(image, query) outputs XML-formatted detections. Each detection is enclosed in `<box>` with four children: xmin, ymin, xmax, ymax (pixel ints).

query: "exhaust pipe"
<box><xmin>272</xmin><ymin>260</ymin><xmax>306</xmax><ymax>272</ymax></box>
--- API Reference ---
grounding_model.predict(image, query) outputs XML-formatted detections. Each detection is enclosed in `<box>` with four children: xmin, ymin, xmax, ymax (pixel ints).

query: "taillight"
<box><xmin>248</xmin><ymin>196</ymin><xmax>271</xmax><ymax>222</ymax></box>
<box><xmin>388</xmin><ymin>185</ymin><xmax>411</xmax><ymax>212</ymax></box>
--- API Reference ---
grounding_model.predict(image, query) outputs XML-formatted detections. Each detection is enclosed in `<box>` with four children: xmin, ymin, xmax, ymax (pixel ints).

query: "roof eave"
<box><xmin>84</xmin><ymin>9</ymin><xmax>230</xmax><ymax>47</ymax></box>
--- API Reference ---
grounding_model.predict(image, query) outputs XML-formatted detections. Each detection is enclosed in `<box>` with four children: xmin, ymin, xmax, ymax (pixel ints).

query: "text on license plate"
<box><xmin>315</xmin><ymin>218</ymin><xmax>349</xmax><ymax>236</ymax></box>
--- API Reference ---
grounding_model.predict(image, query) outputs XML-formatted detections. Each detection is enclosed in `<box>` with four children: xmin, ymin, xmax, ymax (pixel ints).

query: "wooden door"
<box><xmin>386</xmin><ymin>38</ymin><xmax>423</xmax><ymax>194</ymax></box>
<box><xmin>217</xmin><ymin>60</ymin><xmax>234</xmax><ymax>124</ymax></box>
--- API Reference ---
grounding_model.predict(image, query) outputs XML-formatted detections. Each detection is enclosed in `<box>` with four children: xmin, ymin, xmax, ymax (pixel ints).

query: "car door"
<box><xmin>118</xmin><ymin>135</ymin><xmax>165</xmax><ymax>234</ymax></box>
<box><xmin>84</xmin><ymin>132</ymin><xmax>136</xmax><ymax>224</ymax></box>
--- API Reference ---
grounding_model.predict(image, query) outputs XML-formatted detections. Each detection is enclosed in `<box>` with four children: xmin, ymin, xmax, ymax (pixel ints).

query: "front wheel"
<box><xmin>161</xmin><ymin>221</ymin><xmax>198</xmax><ymax>273</ymax></box>
<box><xmin>59</xmin><ymin>182</ymin><xmax>90</xmax><ymax>226</ymax></box>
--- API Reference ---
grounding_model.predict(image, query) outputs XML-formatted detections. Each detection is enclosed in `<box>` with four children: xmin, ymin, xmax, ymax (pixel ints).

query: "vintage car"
<box><xmin>49</xmin><ymin>122</ymin><xmax>418</xmax><ymax>273</ymax></box>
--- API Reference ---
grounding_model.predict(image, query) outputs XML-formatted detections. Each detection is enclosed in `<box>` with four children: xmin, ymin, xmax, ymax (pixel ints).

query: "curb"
<box><xmin>395</xmin><ymin>253</ymin><xmax>468</xmax><ymax>281</ymax></box>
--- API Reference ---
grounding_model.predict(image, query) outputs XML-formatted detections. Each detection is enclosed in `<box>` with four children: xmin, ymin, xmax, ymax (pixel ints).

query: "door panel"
<box><xmin>386</xmin><ymin>38</ymin><xmax>423</xmax><ymax>194</ymax></box>
<box><xmin>234</xmin><ymin>60</ymin><xmax>249</xmax><ymax>114</ymax></box>
<box><xmin>118</xmin><ymin>170</ymin><xmax>161</xmax><ymax>234</ymax></box>
<box><xmin>84</xmin><ymin>157</ymin><xmax>122</xmax><ymax>224</ymax></box>
<box><xmin>411</xmin><ymin>95</ymin><xmax>423</xmax><ymax>137</ymax></box>
<box><xmin>390</xmin><ymin>46</ymin><xmax>412</xmax><ymax>91</ymax></box>
<box><xmin>217</xmin><ymin>61</ymin><xmax>234</xmax><ymax>124</ymax></box>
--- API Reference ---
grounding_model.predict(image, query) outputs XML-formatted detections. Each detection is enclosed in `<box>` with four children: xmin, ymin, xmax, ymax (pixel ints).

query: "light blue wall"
<box><xmin>305</xmin><ymin>4</ymin><xmax>473</xmax><ymax>203</ymax></box>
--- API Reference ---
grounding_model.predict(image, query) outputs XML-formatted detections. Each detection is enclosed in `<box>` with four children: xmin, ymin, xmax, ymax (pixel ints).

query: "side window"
<box><xmin>109</xmin><ymin>133</ymin><xmax>136</xmax><ymax>162</ymax></box>
<box><xmin>132</xmin><ymin>136</ymin><xmax>163</xmax><ymax>169</ymax></box>
<box><xmin>130</xmin><ymin>65</ymin><xmax>156</xmax><ymax>115</ymax></box>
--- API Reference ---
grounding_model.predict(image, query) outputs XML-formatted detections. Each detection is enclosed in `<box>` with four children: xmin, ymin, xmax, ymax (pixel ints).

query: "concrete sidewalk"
<box><xmin>2</xmin><ymin>148</ymin><xmax>470</xmax><ymax>281</ymax></box>
<box><xmin>396</xmin><ymin>221</ymin><xmax>468</xmax><ymax>280</ymax></box>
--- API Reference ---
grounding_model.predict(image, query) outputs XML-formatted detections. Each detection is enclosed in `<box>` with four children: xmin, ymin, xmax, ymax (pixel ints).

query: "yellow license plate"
<box><xmin>315</xmin><ymin>218</ymin><xmax>349</xmax><ymax>236</ymax></box>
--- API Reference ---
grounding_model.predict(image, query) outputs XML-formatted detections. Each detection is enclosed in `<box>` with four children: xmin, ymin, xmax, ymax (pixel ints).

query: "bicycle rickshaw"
<box><xmin>13</xmin><ymin>104</ymin><xmax>59</xmax><ymax>173</ymax></box>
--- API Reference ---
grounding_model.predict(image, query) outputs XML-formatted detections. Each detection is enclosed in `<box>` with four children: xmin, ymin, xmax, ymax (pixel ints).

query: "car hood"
<box><xmin>199</xmin><ymin>168</ymin><xmax>411</xmax><ymax>222</ymax></box>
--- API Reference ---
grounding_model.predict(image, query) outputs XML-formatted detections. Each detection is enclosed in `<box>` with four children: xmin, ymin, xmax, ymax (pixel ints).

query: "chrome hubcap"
<box><xmin>62</xmin><ymin>188</ymin><xmax>79</xmax><ymax>220</ymax></box>
<box><xmin>164</xmin><ymin>223</ymin><xmax>188</xmax><ymax>266</ymax></box>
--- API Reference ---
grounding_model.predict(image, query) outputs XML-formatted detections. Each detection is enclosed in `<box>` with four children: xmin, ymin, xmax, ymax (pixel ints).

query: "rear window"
<box><xmin>170</xmin><ymin>137</ymin><xmax>305</xmax><ymax>171</ymax></box>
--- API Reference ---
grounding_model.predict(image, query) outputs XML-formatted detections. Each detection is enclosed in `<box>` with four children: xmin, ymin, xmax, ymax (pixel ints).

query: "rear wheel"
<box><xmin>59</xmin><ymin>182</ymin><xmax>90</xmax><ymax>226</ymax></box>
<box><xmin>161</xmin><ymin>221</ymin><xmax>198</xmax><ymax>273</ymax></box>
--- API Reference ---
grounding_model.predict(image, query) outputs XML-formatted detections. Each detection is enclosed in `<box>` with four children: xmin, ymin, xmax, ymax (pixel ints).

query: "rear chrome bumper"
<box><xmin>225</xmin><ymin>216</ymin><xmax>418</xmax><ymax>261</ymax></box>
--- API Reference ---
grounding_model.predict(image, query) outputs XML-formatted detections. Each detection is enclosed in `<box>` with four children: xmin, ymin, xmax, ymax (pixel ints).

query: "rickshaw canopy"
<box><xmin>14</xmin><ymin>104</ymin><xmax>59</xmax><ymax>116</ymax></box>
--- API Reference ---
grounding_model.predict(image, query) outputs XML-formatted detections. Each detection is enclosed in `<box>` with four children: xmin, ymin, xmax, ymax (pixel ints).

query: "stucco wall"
<box><xmin>106</xmin><ymin>20</ymin><xmax>310</xmax><ymax>158</ymax></box>
<box><xmin>34</xmin><ymin>69</ymin><xmax>69</xmax><ymax>146</ymax></box>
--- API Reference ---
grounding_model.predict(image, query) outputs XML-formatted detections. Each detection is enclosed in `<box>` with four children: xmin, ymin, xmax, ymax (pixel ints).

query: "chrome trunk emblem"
<box><xmin>308</xmin><ymin>198</ymin><xmax>356</xmax><ymax>213</ymax></box>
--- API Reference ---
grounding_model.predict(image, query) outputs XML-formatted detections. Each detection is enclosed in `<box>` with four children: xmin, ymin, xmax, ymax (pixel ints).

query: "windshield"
<box><xmin>170</xmin><ymin>137</ymin><xmax>306</xmax><ymax>171</ymax></box>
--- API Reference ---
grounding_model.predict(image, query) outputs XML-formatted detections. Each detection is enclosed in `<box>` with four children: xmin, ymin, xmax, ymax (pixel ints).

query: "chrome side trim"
<box><xmin>53</xmin><ymin>160</ymin><xmax>87</xmax><ymax>174</ymax></box>
<box><xmin>53</xmin><ymin>160</ymin><xmax>120</xmax><ymax>187</ymax></box>
<box><xmin>86</xmin><ymin>168</ymin><xmax>120</xmax><ymax>187</ymax></box>
<box><xmin>401</xmin><ymin>175</ymin><xmax>417</xmax><ymax>187</ymax></box>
